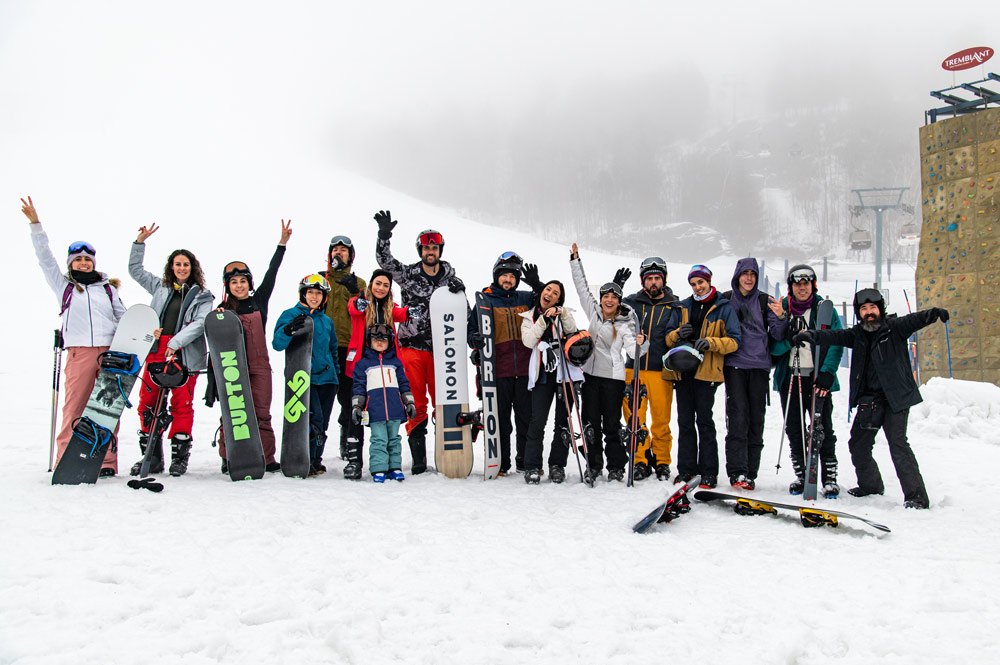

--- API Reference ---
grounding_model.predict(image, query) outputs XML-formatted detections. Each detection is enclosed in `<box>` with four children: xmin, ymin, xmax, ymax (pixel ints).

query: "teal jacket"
<box><xmin>770</xmin><ymin>295</ymin><xmax>843</xmax><ymax>391</ymax></box>
<box><xmin>273</xmin><ymin>303</ymin><xmax>340</xmax><ymax>386</ymax></box>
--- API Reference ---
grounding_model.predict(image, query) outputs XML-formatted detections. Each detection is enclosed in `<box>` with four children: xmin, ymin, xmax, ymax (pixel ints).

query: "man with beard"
<box><xmin>793</xmin><ymin>289</ymin><xmax>947</xmax><ymax>509</ymax></box>
<box><xmin>320</xmin><ymin>235</ymin><xmax>366</xmax><ymax>470</ymax></box>
<box><xmin>622</xmin><ymin>257</ymin><xmax>683</xmax><ymax>481</ymax></box>
<box><xmin>374</xmin><ymin>210</ymin><xmax>464</xmax><ymax>474</ymax></box>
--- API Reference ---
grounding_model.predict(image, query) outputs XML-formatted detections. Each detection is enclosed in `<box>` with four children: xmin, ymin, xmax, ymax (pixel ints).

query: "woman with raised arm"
<box><xmin>128</xmin><ymin>223</ymin><xmax>214</xmax><ymax>477</ymax></box>
<box><xmin>22</xmin><ymin>196</ymin><xmax>127</xmax><ymax>476</ymax></box>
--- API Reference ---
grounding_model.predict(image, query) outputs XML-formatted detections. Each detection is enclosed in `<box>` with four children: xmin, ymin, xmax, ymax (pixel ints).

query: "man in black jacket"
<box><xmin>794</xmin><ymin>289</ymin><xmax>948</xmax><ymax>509</ymax></box>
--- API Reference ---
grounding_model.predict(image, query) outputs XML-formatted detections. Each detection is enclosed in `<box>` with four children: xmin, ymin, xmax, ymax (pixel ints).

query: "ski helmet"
<box><xmin>147</xmin><ymin>358</ymin><xmax>190</xmax><ymax>389</ymax></box>
<box><xmin>493</xmin><ymin>251</ymin><xmax>524</xmax><ymax>288</ymax></box>
<box><xmin>416</xmin><ymin>229</ymin><xmax>445</xmax><ymax>257</ymax></box>
<box><xmin>664</xmin><ymin>345</ymin><xmax>704</xmax><ymax>374</ymax></box>
<box><xmin>639</xmin><ymin>256</ymin><xmax>667</xmax><ymax>281</ymax></box>
<box><xmin>853</xmin><ymin>288</ymin><xmax>885</xmax><ymax>320</ymax></box>
<box><xmin>367</xmin><ymin>322</ymin><xmax>395</xmax><ymax>345</ymax></box>
<box><xmin>299</xmin><ymin>274</ymin><xmax>331</xmax><ymax>307</ymax></box>
<box><xmin>328</xmin><ymin>235</ymin><xmax>355</xmax><ymax>266</ymax></box>
<box><xmin>563</xmin><ymin>330</ymin><xmax>595</xmax><ymax>367</ymax></box>
<box><xmin>222</xmin><ymin>261</ymin><xmax>254</xmax><ymax>295</ymax></box>
<box><xmin>787</xmin><ymin>264</ymin><xmax>817</xmax><ymax>287</ymax></box>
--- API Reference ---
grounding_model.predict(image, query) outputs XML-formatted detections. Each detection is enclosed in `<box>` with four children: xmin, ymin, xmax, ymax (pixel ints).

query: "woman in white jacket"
<box><xmin>570</xmin><ymin>243</ymin><xmax>647</xmax><ymax>482</ymax></box>
<box><xmin>519</xmin><ymin>279</ymin><xmax>582</xmax><ymax>485</ymax></box>
<box><xmin>23</xmin><ymin>197</ymin><xmax>127</xmax><ymax>476</ymax></box>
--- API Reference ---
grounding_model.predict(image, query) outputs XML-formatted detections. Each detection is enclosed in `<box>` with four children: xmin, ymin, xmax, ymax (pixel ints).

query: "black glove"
<box><xmin>470</xmin><ymin>332</ymin><xmax>485</xmax><ymax>350</ymax></box>
<box><xmin>676</xmin><ymin>323</ymin><xmax>693</xmax><ymax>340</ymax></box>
<box><xmin>815</xmin><ymin>371</ymin><xmax>835</xmax><ymax>390</ymax></box>
<box><xmin>283</xmin><ymin>313</ymin><xmax>309</xmax><ymax>336</ymax></box>
<box><xmin>933</xmin><ymin>307</ymin><xmax>950</xmax><ymax>323</ymax></box>
<box><xmin>470</xmin><ymin>348</ymin><xmax>481</xmax><ymax>366</ymax></box>
<box><xmin>337</xmin><ymin>273</ymin><xmax>360</xmax><ymax>295</ymax></box>
<box><xmin>693</xmin><ymin>338</ymin><xmax>710</xmax><ymax>352</ymax></box>
<box><xmin>354</xmin><ymin>297</ymin><xmax>368</xmax><ymax>313</ymax></box>
<box><xmin>330</xmin><ymin>256</ymin><xmax>345</xmax><ymax>271</ymax></box>
<box><xmin>127</xmin><ymin>478</ymin><xmax>164</xmax><ymax>492</ymax></box>
<box><xmin>792</xmin><ymin>330</ymin><xmax>814</xmax><ymax>347</ymax></box>
<box><xmin>447</xmin><ymin>275</ymin><xmax>465</xmax><ymax>294</ymax></box>
<box><xmin>401</xmin><ymin>391</ymin><xmax>416</xmax><ymax>420</ymax></box>
<box><xmin>351</xmin><ymin>395</ymin><xmax>365</xmax><ymax>425</ymax></box>
<box><xmin>374</xmin><ymin>210</ymin><xmax>397</xmax><ymax>239</ymax></box>
<box><xmin>522</xmin><ymin>263</ymin><xmax>542</xmax><ymax>291</ymax></box>
<box><xmin>614</xmin><ymin>267</ymin><xmax>632</xmax><ymax>289</ymax></box>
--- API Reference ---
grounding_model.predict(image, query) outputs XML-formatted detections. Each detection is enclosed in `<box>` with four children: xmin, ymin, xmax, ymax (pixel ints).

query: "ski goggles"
<box><xmin>599</xmin><ymin>282</ymin><xmax>623</xmax><ymax>299</ymax></box>
<box><xmin>417</xmin><ymin>231</ymin><xmax>443</xmax><ymax>246</ymax></box>
<box><xmin>68</xmin><ymin>241</ymin><xmax>97</xmax><ymax>256</ymax></box>
<box><xmin>789</xmin><ymin>269</ymin><xmax>816</xmax><ymax>284</ymax></box>
<box><xmin>639</xmin><ymin>256</ymin><xmax>667</xmax><ymax>277</ymax></box>
<box><xmin>497</xmin><ymin>250</ymin><xmax>522</xmax><ymax>263</ymax></box>
<box><xmin>854</xmin><ymin>288</ymin><xmax>882</xmax><ymax>307</ymax></box>
<box><xmin>300</xmin><ymin>274</ymin><xmax>330</xmax><ymax>292</ymax></box>
<box><xmin>368</xmin><ymin>324</ymin><xmax>394</xmax><ymax>341</ymax></box>
<box><xmin>329</xmin><ymin>235</ymin><xmax>353</xmax><ymax>250</ymax></box>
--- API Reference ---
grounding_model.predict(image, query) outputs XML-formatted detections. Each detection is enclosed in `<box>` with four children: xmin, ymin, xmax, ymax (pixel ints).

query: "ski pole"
<box><xmin>48</xmin><ymin>329</ymin><xmax>64</xmax><ymax>472</ymax></box>
<box><xmin>944</xmin><ymin>320</ymin><xmax>952</xmax><ymax>378</ymax></box>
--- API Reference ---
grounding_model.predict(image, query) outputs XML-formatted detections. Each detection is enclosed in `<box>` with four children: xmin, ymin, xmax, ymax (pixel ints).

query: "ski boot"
<box><xmin>655</xmin><ymin>464</ymin><xmax>671</xmax><ymax>481</ymax></box>
<box><xmin>524</xmin><ymin>469</ymin><xmax>541</xmax><ymax>485</ymax></box>
<box><xmin>343</xmin><ymin>437</ymin><xmax>363</xmax><ymax>480</ymax></box>
<box><xmin>408</xmin><ymin>421</ymin><xmax>428</xmax><ymax>475</ymax></box>
<box><xmin>168</xmin><ymin>433</ymin><xmax>192</xmax><ymax>477</ymax></box>
<box><xmin>821</xmin><ymin>459</ymin><xmax>839</xmax><ymax>498</ymax></box>
<box><xmin>549</xmin><ymin>465</ymin><xmax>566</xmax><ymax>484</ymax></box>
<box><xmin>130</xmin><ymin>432</ymin><xmax>164</xmax><ymax>476</ymax></box>
<box><xmin>633</xmin><ymin>462</ymin><xmax>652</xmax><ymax>481</ymax></box>
<box><xmin>788</xmin><ymin>457</ymin><xmax>805</xmax><ymax>495</ymax></box>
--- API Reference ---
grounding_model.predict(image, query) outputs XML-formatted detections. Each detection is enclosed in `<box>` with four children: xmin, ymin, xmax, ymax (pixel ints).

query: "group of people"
<box><xmin>24</xmin><ymin>198</ymin><xmax>947</xmax><ymax>507</ymax></box>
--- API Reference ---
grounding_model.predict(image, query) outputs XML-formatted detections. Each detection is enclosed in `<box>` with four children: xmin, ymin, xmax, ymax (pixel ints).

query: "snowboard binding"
<box><xmin>71</xmin><ymin>416</ymin><xmax>117</xmax><ymax>458</ymax></box>
<box><xmin>799</xmin><ymin>508</ymin><xmax>839</xmax><ymax>529</ymax></box>
<box><xmin>734</xmin><ymin>498</ymin><xmax>779</xmax><ymax>517</ymax></box>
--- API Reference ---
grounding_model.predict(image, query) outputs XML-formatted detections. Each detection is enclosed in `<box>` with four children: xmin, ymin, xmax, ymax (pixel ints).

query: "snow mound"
<box><xmin>909</xmin><ymin>377</ymin><xmax>1000</xmax><ymax>445</ymax></box>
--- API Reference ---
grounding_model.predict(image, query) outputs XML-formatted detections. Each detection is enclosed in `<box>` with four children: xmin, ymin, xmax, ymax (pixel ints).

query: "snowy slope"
<box><xmin>2</xmin><ymin>152</ymin><xmax>1000</xmax><ymax>664</ymax></box>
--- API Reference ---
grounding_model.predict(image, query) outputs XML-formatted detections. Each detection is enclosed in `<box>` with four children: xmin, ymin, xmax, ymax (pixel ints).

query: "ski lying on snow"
<box><xmin>693</xmin><ymin>490</ymin><xmax>891</xmax><ymax>533</ymax></box>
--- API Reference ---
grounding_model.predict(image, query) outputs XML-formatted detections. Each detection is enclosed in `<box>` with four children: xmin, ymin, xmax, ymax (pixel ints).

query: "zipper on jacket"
<box><xmin>87</xmin><ymin>286</ymin><xmax>94</xmax><ymax>346</ymax></box>
<box><xmin>379</xmin><ymin>353</ymin><xmax>390</xmax><ymax>420</ymax></box>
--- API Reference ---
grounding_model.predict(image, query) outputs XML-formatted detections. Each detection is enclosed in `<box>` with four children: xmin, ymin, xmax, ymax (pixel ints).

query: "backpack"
<box><xmin>722</xmin><ymin>290</ymin><xmax>769</xmax><ymax>333</ymax></box>
<box><xmin>61</xmin><ymin>282</ymin><xmax>114</xmax><ymax>316</ymax></box>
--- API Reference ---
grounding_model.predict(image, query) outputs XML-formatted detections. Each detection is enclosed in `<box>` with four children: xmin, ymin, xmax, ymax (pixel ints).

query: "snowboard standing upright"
<box><xmin>280</xmin><ymin>317</ymin><xmax>313</xmax><ymax>479</ymax></box>
<box><xmin>474</xmin><ymin>292</ymin><xmax>501</xmax><ymax>480</ymax></box>
<box><xmin>205</xmin><ymin>310</ymin><xmax>265</xmax><ymax>481</ymax></box>
<box><xmin>430</xmin><ymin>287</ymin><xmax>473</xmax><ymax>478</ymax></box>
<box><xmin>803</xmin><ymin>299</ymin><xmax>834</xmax><ymax>501</ymax></box>
<box><xmin>52</xmin><ymin>304</ymin><xmax>158</xmax><ymax>485</ymax></box>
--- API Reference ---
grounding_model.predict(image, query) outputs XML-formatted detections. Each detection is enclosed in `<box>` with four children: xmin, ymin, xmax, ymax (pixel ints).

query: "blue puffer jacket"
<box><xmin>352</xmin><ymin>344</ymin><xmax>411</xmax><ymax>423</ymax></box>
<box><xmin>272</xmin><ymin>303</ymin><xmax>340</xmax><ymax>386</ymax></box>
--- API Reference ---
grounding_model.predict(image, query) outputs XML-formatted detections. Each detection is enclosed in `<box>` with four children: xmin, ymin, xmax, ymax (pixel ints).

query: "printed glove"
<box><xmin>351</xmin><ymin>395</ymin><xmax>365</xmax><ymax>425</ymax></box>
<box><xmin>374</xmin><ymin>210</ymin><xmax>397</xmax><ymax>239</ymax></box>
<box><xmin>815</xmin><ymin>371</ymin><xmax>835</xmax><ymax>390</ymax></box>
<box><xmin>337</xmin><ymin>274</ymin><xmax>360</xmax><ymax>295</ymax></box>
<box><xmin>401</xmin><ymin>392</ymin><xmax>416</xmax><ymax>420</ymax></box>
<box><xmin>693</xmin><ymin>338</ymin><xmax>710</xmax><ymax>352</ymax></box>
<box><xmin>522</xmin><ymin>263</ymin><xmax>542</xmax><ymax>291</ymax></box>
<box><xmin>283</xmin><ymin>313</ymin><xmax>309</xmax><ymax>336</ymax></box>
<box><xmin>933</xmin><ymin>307</ymin><xmax>950</xmax><ymax>323</ymax></box>
<box><xmin>792</xmin><ymin>330</ymin><xmax>814</xmax><ymax>347</ymax></box>
<box><xmin>330</xmin><ymin>256</ymin><xmax>345</xmax><ymax>271</ymax></box>
<box><xmin>354</xmin><ymin>297</ymin><xmax>368</xmax><ymax>313</ymax></box>
<box><xmin>613</xmin><ymin>267</ymin><xmax>632</xmax><ymax>289</ymax></box>
<box><xmin>676</xmin><ymin>323</ymin><xmax>693</xmax><ymax>340</ymax></box>
<box><xmin>447</xmin><ymin>275</ymin><xmax>465</xmax><ymax>294</ymax></box>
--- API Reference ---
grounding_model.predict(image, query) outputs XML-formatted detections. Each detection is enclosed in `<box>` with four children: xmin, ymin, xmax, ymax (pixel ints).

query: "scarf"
<box><xmin>789</xmin><ymin>294</ymin><xmax>814</xmax><ymax>317</ymax></box>
<box><xmin>693</xmin><ymin>285</ymin><xmax>717</xmax><ymax>303</ymax></box>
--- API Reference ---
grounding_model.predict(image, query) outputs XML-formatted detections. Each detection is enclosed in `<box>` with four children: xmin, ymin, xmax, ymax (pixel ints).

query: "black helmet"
<box><xmin>367</xmin><ymin>322</ymin><xmax>395</xmax><ymax>345</ymax></box>
<box><xmin>222</xmin><ymin>261</ymin><xmax>254</xmax><ymax>295</ymax></box>
<box><xmin>664</xmin><ymin>345</ymin><xmax>704</xmax><ymax>374</ymax></box>
<box><xmin>563</xmin><ymin>330</ymin><xmax>595</xmax><ymax>367</ymax></box>
<box><xmin>416</xmin><ymin>229</ymin><xmax>445</xmax><ymax>257</ymax></box>
<box><xmin>147</xmin><ymin>359</ymin><xmax>190</xmax><ymax>389</ymax></box>
<box><xmin>639</xmin><ymin>256</ymin><xmax>667</xmax><ymax>280</ymax></box>
<box><xmin>853</xmin><ymin>288</ymin><xmax>885</xmax><ymax>320</ymax></box>
<box><xmin>493</xmin><ymin>251</ymin><xmax>523</xmax><ymax>288</ymax></box>
<box><xmin>329</xmin><ymin>235</ymin><xmax>355</xmax><ymax>266</ymax></box>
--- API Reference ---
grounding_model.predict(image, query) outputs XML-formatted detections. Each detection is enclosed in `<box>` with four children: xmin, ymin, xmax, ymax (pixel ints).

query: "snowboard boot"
<box><xmin>788</xmin><ymin>457</ymin><xmax>805</xmax><ymax>495</ymax></box>
<box><xmin>408</xmin><ymin>421</ymin><xmax>428</xmax><ymax>475</ymax></box>
<box><xmin>549</xmin><ymin>465</ymin><xmax>566</xmax><ymax>484</ymax></box>
<box><xmin>847</xmin><ymin>486</ymin><xmax>884</xmax><ymax>498</ymax></box>
<box><xmin>584</xmin><ymin>467</ymin><xmax>602</xmax><ymax>484</ymax></box>
<box><xmin>343</xmin><ymin>437</ymin><xmax>363</xmax><ymax>480</ymax></box>
<box><xmin>655</xmin><ymin>464</ymin><xmax>671</xmax><ymax>481</ymax></box>
<box><xmin>904</xmin><ymin>499</ymin><xmax>929</xmax><ymax>509</ymax></box>
<box><xmin>633</xmin><ymin>462</ymin><xmax>652</xmax><ymax>481</ymax></box>
<box><xmin>130</xmin><ymin>432</ymin><xmax>164</xmax><ymax>476</ymax></box>
<box><xmin>673</xmin><ymin>473</ymin><xmax>693</xmax><ymax>485</ymax></box>
<box><xmin>524</xmin><ymin>469</ymin><xmax>542</xmax><ymax>485</ymax></box>
<box><xmin>607</xmin><ymin>468</ymin><xmax>625</xmax><ymax>482</ymax></box>
<box><xmin>167</xmin><ymin>434</ymin><xmax>192</xmax><ymax>477</ymax></box>
<box><xmin>699</xmin><ymin>475</ymin><xmax>717</xmax><ymax>489</ymax></box>
<box><xmin>821</xmin><ymin>459</ymin><xmax>839</xmax><ymax>498</ymax></box>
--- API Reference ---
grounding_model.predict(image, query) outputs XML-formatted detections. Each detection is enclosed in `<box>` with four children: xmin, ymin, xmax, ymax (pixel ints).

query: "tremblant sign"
<box><xmin>941</xmin><ymin>47</ymin><xmax>993</xmax><ymax>72</ymax></box>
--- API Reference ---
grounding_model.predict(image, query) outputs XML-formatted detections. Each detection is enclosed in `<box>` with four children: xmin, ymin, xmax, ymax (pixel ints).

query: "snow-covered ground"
<box><xmin>2</xmin><ymin>152</ymin><xmax>1000</xmax><ymax>664</ymax></box>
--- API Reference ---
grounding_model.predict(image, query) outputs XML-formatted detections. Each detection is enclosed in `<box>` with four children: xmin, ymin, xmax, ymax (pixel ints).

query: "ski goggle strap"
<box><xmin>789</xmin><ymin>269</ymin><xmax>816</xmax><ymax>284</ymax></box>
<box><xmin>418</xmin><ymin>231</ymin><xmax>443</xmax><ymax>246</ymax></box>
<box><xmin>68</xmin><ymin>241</ymin><xmax>97</xmax><ymax>256</ymax></box>
<box><xmin>329</xmin><ymin>235</ymin><xmax>353</xmax><ymax>249</ymax></box>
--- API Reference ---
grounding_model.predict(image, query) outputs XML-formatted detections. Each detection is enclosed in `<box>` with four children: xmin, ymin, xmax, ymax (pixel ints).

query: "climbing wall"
<box><xmin>917</xmin><ymin>106</ymin><xmax>1000</xmax><ymax>386</ymax></box>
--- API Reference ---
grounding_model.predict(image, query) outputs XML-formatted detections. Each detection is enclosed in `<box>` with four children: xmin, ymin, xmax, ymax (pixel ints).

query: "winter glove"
<box><xmin>815</xmin><ymin>371</ymin><xmax>835</xmax><ymax>391</ymax></box>
<box><xmin>283</xmin><ymin>313</ymin><xmax>309</xmax><ymax>336</ymax></box>
<box><xmin>374</xmin><ymin>210</ymin><xmax>397</xmax><ymax>239</ymax></box>
<box><xmin>470</xmin><ymin>332</ymin><xmax>486</xmax><ymax>350</ymax></box>
<box><xmin>522</xmin><ymin>263</ymin><xmax>542</xmax><ymax>291</ymax></box>
<box><xmin>351</xmin><ymin>395</ymin><xmax>365</xmax><ymax>425</ymax></box>
<box><xmin>613</xmin><ymin>267</ymin><xmax>632</xmax><ymax>289</ymax></box>
<box><xmin>792</xmin><ymin>330</ymin><xmax>814</xmax><ymax>347</ymax></box>
<box><xmin>337</xmin><ymin>273</ymin><xmax>360</xmax><ymax>295</ymax></box>
<box><xmin>330</xmin><ymin>256</ymin><xmax>345</xmax><ymax>271</ymax></box>
<box><xmin>693</xmin><ymin>338</ymin><xmax>710</xmax><ymax>353</ymax></box>
<box><xmin>447</xmin><ymin>275</ymin><xmax>465</xmax><ymax>294</ymax></box>
<box><xmin>470</xmin><ymin>348</ymin><xmax>482</xmax><ymax>366</ymax></box>
<box><xmin>401</xmin><ymin>392</ymin><xmax>416</xmax><ymax>420</ymax></box>
<box><xmin>354</xmin><ymin>297</ymin><xmax>368</xmax><ymax>313</ymax></box>
<box><xmin>933</xmin><ymin>307</ymin><xmax>950</xmax><ymax>323</ymax></box>
<box><xmin>676</xmin><ymin>323</ymin><xmax>694</xmax><ymax>341</ymax></box>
